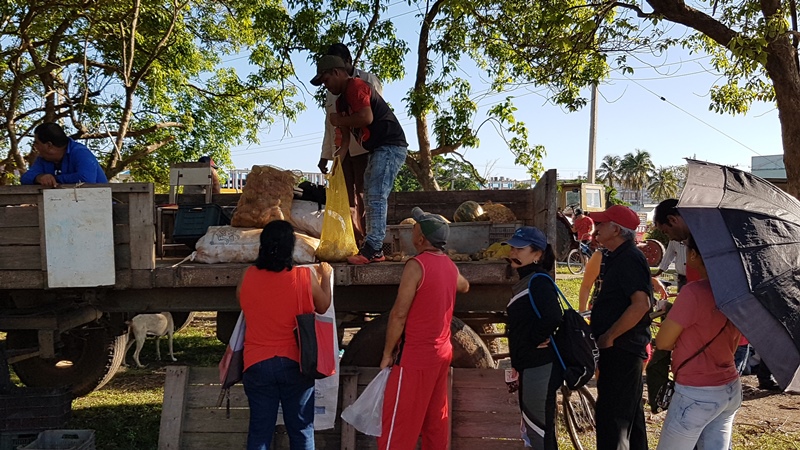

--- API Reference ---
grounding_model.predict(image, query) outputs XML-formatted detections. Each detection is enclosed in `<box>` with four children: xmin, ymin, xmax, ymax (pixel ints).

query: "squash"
<box><xmin>453</xmin><ymin>200</ymin><xmax>485</xmax><ymax>222</ymax></box>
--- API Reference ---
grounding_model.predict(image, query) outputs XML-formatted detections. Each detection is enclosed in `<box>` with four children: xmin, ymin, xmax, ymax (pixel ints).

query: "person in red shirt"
<box><xmin>239</xmin><ymin>220</ymin><xmax>332</xmax><ymax>450</ymax></box>
<box><xmin>655</xmin><ymin>235</ymin><xmax>742</xmax><ymax>449</ymax></box>
<box><xmin>312</xmin><ymin>55</ymin><xmax>408</xmax><ymax>265</ymax></box>
<box><xmin>571</xmin><ymin>208</ymin><xmax>595</xmax><ymax>243</ymax></box>
<box><xmin>378</xmin><ymin>207</ymin><xmax>470</xmax><ymax>450</ymax></box>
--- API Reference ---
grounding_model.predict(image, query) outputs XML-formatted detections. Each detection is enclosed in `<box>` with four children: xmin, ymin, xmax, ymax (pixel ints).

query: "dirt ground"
<box><xmin>140</xmin><ymin>313</ymin><xmax>800</xmax><ymax>438</ymax></box>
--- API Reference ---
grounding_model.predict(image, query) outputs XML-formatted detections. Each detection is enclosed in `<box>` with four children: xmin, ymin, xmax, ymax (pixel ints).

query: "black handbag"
<box><xmin>656</xmin><ymin>320</ymin><xmax>729</xmax><ymax>411</ymax></box>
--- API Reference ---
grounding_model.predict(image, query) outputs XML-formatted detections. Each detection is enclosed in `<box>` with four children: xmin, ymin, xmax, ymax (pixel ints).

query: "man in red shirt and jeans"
<box><xmin>378</xmin><ymin>207</ymin><xmax>470</xmax><ymax>449</ymax></box>
<box><xmin>312</xmin><ymin>55</ymin><xmax>408</xmax><ymax>264</ymax></box>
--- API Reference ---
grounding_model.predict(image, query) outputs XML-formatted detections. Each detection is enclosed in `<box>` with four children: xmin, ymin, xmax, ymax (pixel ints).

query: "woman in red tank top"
<box><xmin>239</xmin><ymin>220</ymin><xmax>331</xmax><ymax>450</ymax></box>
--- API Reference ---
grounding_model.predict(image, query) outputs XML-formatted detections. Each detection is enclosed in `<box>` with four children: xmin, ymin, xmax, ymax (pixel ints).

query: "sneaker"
<box><xmin>347</xmin><ymin>246</ymin><xmax>385</xmax><ymax>265</ymax></box>
<box><xmin>758</xmin><ymin>379</ymin><xmax>782</xmax><ymax>391</ymax></box>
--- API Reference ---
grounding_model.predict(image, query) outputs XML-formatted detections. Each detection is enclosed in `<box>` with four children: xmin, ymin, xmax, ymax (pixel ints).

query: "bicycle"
<box><xmin>566</xmin><ymin>241</ymin><xmax>594</xmax><ymax>275</ymax></box>
<box><xmin>560</xmin><ymin>383</ymin><xmax>597</xmax><ymax>450</ymax></box>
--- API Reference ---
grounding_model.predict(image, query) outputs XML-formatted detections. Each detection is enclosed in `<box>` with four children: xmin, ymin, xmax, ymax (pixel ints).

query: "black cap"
<box><xmin>198</xmin><ymin>156</ymin><xmax>218</xmax><ymax>169</ymax></box>
<box><xmin>326</xmin><ymin>43</ymin><xmax>352</xmax><ymax>64</ymax></box>
<box><xmin>310</xmin><ymin>55</ymin><xmax>347</xmax><ymax>86</ymax></box>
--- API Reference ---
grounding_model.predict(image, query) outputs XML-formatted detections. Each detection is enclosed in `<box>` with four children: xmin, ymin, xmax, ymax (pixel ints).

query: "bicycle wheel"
<box><xmin>561</xmin><ymin>385</ymin><xmax>597</xmax><ymax>450</ymax></box>
<box><xmin>567</xmin><ymin>249</ymin><xmax>584</xmax><ymax>275</ymax></box>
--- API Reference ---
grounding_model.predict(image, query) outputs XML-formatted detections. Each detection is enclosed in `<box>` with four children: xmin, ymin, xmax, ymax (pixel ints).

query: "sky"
<box><xmin>226</xmin><ymin>9</ymin><xmax>784</xmax><ymax>182</ymax></box>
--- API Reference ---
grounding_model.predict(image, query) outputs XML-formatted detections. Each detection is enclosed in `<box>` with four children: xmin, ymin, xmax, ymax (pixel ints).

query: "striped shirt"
<box><xmin>658</xmin><ymin>240</ymin><xmax>687</xmax><ymax>276</ymax></box>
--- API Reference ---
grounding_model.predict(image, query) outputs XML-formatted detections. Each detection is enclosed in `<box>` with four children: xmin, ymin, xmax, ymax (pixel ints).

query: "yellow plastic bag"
<box><xmin>316</xmin><ymin>157</ymin><xmax>359</xmax><ymax>262</ymax></box>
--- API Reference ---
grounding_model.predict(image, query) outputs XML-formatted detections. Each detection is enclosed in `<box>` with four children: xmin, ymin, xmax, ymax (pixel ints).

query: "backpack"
<box><xmin>528</xmin><ymin>273</ymin><xmax>599</xmax><ymax>390</ymax></box>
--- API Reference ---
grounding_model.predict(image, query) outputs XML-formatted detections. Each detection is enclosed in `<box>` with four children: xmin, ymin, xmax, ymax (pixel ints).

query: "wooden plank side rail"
<box><xmin>159</xmin><ymin>366</ymin><xmax>523</xmax><ymax>450</ymax></box>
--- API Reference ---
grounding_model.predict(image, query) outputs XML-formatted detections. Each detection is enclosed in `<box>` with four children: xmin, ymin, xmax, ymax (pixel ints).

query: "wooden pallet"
<box><xmin>158</xmin><ymin>365</ymin><xmax>523</xmax><ymax>449</ymax></box>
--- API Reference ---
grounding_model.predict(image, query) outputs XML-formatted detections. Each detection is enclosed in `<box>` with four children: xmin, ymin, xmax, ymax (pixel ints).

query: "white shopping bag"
<box><xmin>340</xmin><ymin>368</ymin><xmax>391</xmax><ymax>437</ymax></box>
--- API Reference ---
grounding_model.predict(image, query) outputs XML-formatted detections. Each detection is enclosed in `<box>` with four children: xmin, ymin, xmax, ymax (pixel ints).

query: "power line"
<box><xmin>617</xmin><ymin>70</ymin><xmax>764</xmax><ymax>158</ymax></box>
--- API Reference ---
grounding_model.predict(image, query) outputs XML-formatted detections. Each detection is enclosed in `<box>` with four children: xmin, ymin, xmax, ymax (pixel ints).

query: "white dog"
<box><xmin>124</xmin><ymin>312</ymin><xmax>176</xmax><ymax>368</ymax></box>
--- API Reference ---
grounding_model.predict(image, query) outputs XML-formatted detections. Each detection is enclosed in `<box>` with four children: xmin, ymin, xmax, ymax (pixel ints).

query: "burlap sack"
<box><xmin>231</xmin><ymin>165</ymin><xmax>297</xmax><ymax>227</ymax></box>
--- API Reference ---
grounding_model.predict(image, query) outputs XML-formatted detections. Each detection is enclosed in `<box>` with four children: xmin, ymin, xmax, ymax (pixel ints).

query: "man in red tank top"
<box><xmin>377</xmin><ymin>207</ymin><xmax>470</xmax><ymax>450</ymax></box>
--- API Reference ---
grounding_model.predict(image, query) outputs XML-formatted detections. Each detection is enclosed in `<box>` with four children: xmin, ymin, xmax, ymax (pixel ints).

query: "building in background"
<box><xmin>751</xmin><ymin>155</ymin><xmax>787</xmax><ymax>192</ymax></box>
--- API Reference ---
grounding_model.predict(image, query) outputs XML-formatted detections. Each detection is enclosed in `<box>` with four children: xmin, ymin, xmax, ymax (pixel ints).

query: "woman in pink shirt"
<box><xmin>655</xmin><ymin>235</ymin><xmax>742</xmax><ymax>449</ymax></box>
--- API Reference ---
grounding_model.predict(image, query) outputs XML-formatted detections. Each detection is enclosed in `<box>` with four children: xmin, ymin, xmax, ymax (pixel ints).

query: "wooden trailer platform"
<box><xmin>158</xmin><ymin>366</ymin><xmax>524</xmax><ymax>450</ymax></box>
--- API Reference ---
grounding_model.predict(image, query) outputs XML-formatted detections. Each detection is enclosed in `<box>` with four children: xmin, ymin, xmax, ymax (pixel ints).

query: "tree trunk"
<box><xmin>408</xmin><ymin>0</ymin><xmax>446</xmax><ymax>192</ymax></box>
<box><xmin>764</xmin><ymin>31</ymin><xmax>800</xmax><ymax>199</ymax></box>
<box><xmin>646</xmin><ymin>0</ymin><xmax>800</xmax><ymax>197</ymax></box>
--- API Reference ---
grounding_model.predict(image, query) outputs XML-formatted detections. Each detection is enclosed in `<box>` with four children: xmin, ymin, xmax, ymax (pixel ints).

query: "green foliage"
<box><xmin>394</xmin><ymin>155</ymin><xmax>481</xmax><ymax>192</ymax></box>
<box><xmin>605</xmin><ymin>185</ymin><xmax>630</xmax><ymax>206</ymax></box>
<box><xmin>645</xmin><ymin>225</ymin><xmax>670</xmax><ymax>248</ymax></box>
<box><xmin>648</xmin><ymin>166</ymin><xmax>683</xmax><ymax>202</ymax></box>
<box><xmin>597</xmin><ymin>154</ymin><xmax>621</xmax><ymax>188</ymax></box>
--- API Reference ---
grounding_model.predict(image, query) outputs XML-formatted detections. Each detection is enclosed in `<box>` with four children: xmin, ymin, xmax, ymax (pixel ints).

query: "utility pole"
<box><xmin>587</xmin><ymin>83</ymin><xmax>598</xmax><ymax>184</ymax></box>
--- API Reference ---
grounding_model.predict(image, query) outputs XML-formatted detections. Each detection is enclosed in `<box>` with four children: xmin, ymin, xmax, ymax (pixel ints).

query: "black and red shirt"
<box><xmin>336</xmin><ymin>78</ymin><xmax>407</xmax><ymax>151</ymax></box>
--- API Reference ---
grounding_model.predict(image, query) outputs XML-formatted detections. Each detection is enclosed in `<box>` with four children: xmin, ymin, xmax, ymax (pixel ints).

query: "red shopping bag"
<box><xmin>295</xmin><ymin>313</ymin><xmax>336</xmax><ymax>379</ymax></box>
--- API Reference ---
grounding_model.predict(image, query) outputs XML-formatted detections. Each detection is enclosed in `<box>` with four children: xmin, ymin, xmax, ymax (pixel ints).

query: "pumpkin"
<box><xmin>453</xmin><ymin>200</ymin><xmax>485</xmax><ymax>222</ymax></box>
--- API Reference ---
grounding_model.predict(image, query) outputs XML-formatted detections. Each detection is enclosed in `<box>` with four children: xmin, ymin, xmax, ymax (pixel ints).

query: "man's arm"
<box><xmin>597</xmin><ymin>290</ymin><xmax>652</xmax><ymax>349</ymax></box>
<box><xmin>654</xmin><ymin>241</ymin><xmax>678</xmax><ymax>277</ymax></box>
<box><xmin>456</xmin><ymin>272</ymin><xmax>470</xmax><ymax>293</ymax></box>
<box><xmin>20</xmin><ymin>158</ymin><xmax>47</xmax><ymax>185</ymax></box>
<box><xmin>319</xmin><ymin>94</ymin><xmax>338</xmax><ymax>173</ymax></box>
<box><xmin>330</xmin><ymin>107</ymin><xmax>373</xmax><ymax>128</ymax></box>
<box><xmin>380</xmin><ymin>259</ymin><xmax>422</xmax><ymax>369</ymax></box>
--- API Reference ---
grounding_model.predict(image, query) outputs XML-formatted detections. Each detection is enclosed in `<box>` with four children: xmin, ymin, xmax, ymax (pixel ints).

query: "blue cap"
<box><xmin>502</xmin><ymin>226</ymin><xmax>547</xmax><ymax>250</ymax></box>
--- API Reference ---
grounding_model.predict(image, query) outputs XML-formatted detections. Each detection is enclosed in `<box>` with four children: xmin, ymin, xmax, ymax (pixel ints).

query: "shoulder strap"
<box><xmin>295</xmin><ymin>267</ymin><xmax>313</xmax><ymax>316</ymax></box>
<box><xmin>673</xmin><ymin>319</ymin><xmax>729</xmax><ymax>374</ymax></box>
<box><xmin>526</xmin><ymin>273</ymin><xmax>568</xmax><ymax>372</ymax></box>
<box><xmin>527</xmin><ymin>272</ymin><xmax>572</xmax><ymax>316</ymax></box>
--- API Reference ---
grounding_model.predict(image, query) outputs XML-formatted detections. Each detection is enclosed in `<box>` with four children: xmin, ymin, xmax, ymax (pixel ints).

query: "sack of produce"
<box><xmin>481</xmin><ymin>201</ymin><xmax>516</xmax><ymax>223</ymax></box>
<box><xmin>316</xmin><ymin>157</ymin><xmax>358</xmax><ymax>262</ymax></box>
<box><xmin>290</xmin><ymin>200</ymin><xmax>325</xmax><ymax>238</ymax></box>
<box><xmin>194</xmin><ymin>226</ymin><xmax>319</xmax><ymax>264</ymax></box>
<box><xmin>231</xmin><ymin>165</ymin><xmax>298</xmax><ymax>228</ymax></box>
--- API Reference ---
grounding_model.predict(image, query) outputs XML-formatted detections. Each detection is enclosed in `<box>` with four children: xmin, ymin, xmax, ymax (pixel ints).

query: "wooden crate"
<box><xmin>158</xmin><ymin>366</ymin><xmax>523</xmax><ymax>450</ymax></box>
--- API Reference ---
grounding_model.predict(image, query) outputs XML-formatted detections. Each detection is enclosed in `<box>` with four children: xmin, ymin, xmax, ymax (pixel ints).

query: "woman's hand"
<box><xmin>380</xmin><ymin>353</ymin><xmax>394</xmax><ymax>369</ymax></box>
<box><xmin>318</xmin><ymin>262</ymin><xmax>333</xmax><ymax>279</ymax></box>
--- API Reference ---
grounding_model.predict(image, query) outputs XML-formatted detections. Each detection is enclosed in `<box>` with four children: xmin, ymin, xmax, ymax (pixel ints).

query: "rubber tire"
<box><xmin>169</xmin><ymin>311</ymin><xmax>197</xmax><ymax>333</ymax></box>
<box><xmin>341</xmin><ymin>315</ymin><xmax>495</xmax><ymax>368</ymax></box>
<box><xmin>566</xmin><ymin>249</ymin><xmax>584</xmax><ymax>275</ymax></box>
<box><xmin>555</xmin><ymin>219</ymin><xmax>573</xmax><ymax>262</ymax></box>
<box><xmin>561</xmin><ymin>385</ymin><xmax>597</xmax><ymax>450</ymax></box>
<box><xmin>6</xmin><ymin>325</ymin><xmax>127</xmax><ymax>397</ymax></box>
<box><xmin>216</xmin><ymin>311</ymin><xmax>241</xmax><ymax>345</ymax></box>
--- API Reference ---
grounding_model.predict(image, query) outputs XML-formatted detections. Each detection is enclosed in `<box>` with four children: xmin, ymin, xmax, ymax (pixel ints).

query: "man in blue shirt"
<box><xmin>20</xmin><ymin>123</ymin><xmax>108</xmax><ymax>187</ymax></box>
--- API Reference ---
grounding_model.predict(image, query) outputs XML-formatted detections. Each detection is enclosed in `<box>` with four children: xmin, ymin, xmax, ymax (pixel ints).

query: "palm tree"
<box><xmin>648</xmin><ymin>166</ymin><xmax>681</xmax><ymax>202</ymax></box>
<box><xmin>619</xmin><ymin>149</ymin><xmax>655</xmax><ymax>206</ymax></box>
<box><xmin>596</xmin><ymin>154</ymin><xmax>621</xmax><ymax>187</ymax></box>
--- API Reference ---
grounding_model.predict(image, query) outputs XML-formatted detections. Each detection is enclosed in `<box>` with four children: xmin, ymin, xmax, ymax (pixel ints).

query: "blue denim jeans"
<box><xmin>363</xmin><ymin>145</ymin><xmax>407</xmax><ymax>252</ymax></box>
<box><xmin>656</xmin><ymin>378</ymin><xmax>742</xmax><ymax>450</ymax></box>
<box><xmin>243</xmin><ymin>356</ymin><xmax>315</xmax><ymax>450</ymax></box>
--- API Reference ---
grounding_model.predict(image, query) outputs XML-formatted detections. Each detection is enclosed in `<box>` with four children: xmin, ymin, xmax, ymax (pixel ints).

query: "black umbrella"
<box><xmin>678</xmin><ymin>159</ymin><xmax>800</xmax><ymax>392</ymax></box>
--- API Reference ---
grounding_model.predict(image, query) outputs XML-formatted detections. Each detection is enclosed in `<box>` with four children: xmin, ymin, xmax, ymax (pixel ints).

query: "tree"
<box><xmin>0</xmin><ymin>0</ymin><xmax>313</xmax><ymax>188</ymax></box>
<box><xmin>597</xmin><ymin>154</ymin><xmax>622</xmax><ymax>187</ymax></box>
<box><xmin>394</xmin><ymin>155</ymin><xmax>482</xmax><ymax>191</ymax></box>
<box><xmin>620</xmin><ymin>149</ymin><xmax>655</xmax><ymax>205</ymax></box>
<box><xmin>499</xmin><ymin>0</ymin><xmax>800</xmax><ymax>198</ymax></box>
<box><xmin>648</xmin><ymin>166</ymin><xmax>681</xmax><ymax>202</ymax></box>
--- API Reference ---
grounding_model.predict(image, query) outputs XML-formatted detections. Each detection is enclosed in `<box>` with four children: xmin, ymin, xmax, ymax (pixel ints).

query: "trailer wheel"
<box><xmin>341</xmin><ymin>315</ymin><xmax>495</xmax><ymax>368</ymax></box>
<box><xmin>169</xmin><ymin>311</ymin><xmax>197</xmax><ymax>333</ymax></box>
<box><xmin>6</xmin><ymin>324</ymin><xmax>127</xmax><ymax>397</ymax></box>
<box><xmin>555</xmin><ymin>218</ymin><xmax>573</xmax><ymax>261</ymax></box>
